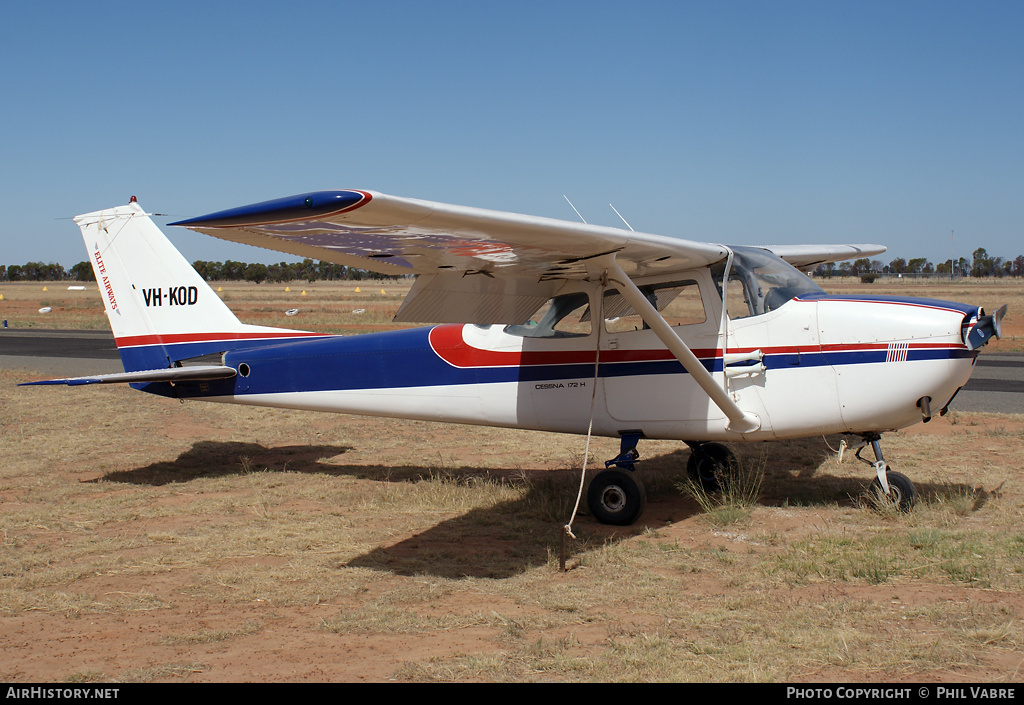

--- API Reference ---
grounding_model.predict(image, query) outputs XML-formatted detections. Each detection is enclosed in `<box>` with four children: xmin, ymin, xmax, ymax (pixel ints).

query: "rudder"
<box><xmin>76</xmin><ymin>200</ymin><xmax>315</xmax><ymax>372</ymax></box>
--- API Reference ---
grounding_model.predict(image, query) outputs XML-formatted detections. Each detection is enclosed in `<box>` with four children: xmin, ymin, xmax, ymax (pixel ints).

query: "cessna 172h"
<box><xmin>26</xmin><ymin>191</ymin><xmax>1006</xmax><ymax>525</ymax></box>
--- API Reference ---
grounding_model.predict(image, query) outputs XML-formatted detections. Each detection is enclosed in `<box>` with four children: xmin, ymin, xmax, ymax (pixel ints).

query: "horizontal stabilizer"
<box><xmin>20</xmin><ymin>365</ymin><xmax>236</xmax><ymax>387</ymax></box>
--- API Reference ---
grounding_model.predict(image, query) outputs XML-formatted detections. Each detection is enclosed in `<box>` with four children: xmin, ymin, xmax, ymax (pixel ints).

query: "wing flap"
<box><xmin>394</xmin><ymin>273</ymin><xmax>562</xmax><ymax>324</ymax></box>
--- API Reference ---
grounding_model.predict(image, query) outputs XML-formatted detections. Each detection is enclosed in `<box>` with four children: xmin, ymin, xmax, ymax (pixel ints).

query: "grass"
<box><xmin>2</xmin><ymin>377</ymin><xmax>1022</xmax><ymax>682</ymax></box>
<box><xmin>678</xmin><ymin>453</ymin><xmax>766</xmax><ymax>527</ymax></box>
<box><xmin>0</xmin><ymin>280</ymin><xmax>417</xmax><ymax>334</ymax></box>
<box><xmin>2</xmin><ymin>277</ymin><xmax>1024</xmax><ymax>681</ymax></box>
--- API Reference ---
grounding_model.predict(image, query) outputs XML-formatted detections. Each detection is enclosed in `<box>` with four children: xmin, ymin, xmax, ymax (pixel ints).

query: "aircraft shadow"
<box><xmin>94</xmin><ymin>439</ymin><xmax>990</xmax><ymax>579</ymax></box>
<box><xmin>343</xmin><ymin>442</ymin><xmax>989</xmax><ymax>579</ymax></box>
<box><xmin>93</xmin><ymin>441</ymin><xmax>355</xmax><ymax>486</ymax></box>
<box><xmin>743</xmin><ymin>436</ymin><xmax>991</xmax><ymax>510</ymax></box>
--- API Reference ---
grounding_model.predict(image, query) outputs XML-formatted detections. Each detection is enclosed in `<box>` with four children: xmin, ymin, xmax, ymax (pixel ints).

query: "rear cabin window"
<box><xmin>504</xmin><ymin>291</ymin><xmax>592</xmax><ymax>338</ymax></box>
<box><xmin>601</xmin><ymin>280</ymin><xmax>706</xmax><ymax>333</ymax></box>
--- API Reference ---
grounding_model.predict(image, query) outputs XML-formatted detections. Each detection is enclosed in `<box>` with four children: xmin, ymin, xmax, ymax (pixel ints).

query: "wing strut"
<box><xmin>604</xmin><ymin>258</ymin><xmax>760</xmax><ymax>434</ymax></box>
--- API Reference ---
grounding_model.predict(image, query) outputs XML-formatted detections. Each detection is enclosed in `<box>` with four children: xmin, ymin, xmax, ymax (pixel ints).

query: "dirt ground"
<box><xmin>2</xmin><ymin>277</ymin><xmax>1023</xmax><ymax>682</ymax></box>
<box><xmin>2</xmin><ymin>377</ymin><xmax>1023</xmax><ymax>682</ymax></box>
<box><xmin>2</xmin><ymin>500</ymin><xmax>1021</xmax><ymax>683</ymax></box>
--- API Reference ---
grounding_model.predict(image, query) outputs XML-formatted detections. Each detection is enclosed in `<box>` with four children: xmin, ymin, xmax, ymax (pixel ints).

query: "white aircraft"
<box><xmin>26</xmin><ymin>191</ymin><xmax>1006</xmax><ymax>525</ymax></box>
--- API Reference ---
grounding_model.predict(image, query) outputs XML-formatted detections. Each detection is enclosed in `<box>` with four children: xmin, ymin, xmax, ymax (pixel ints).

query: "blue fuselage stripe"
<box><xmin>124</xmin><ymin>326</ymin><xmax>973</xmax><ymax>399</ymax></box>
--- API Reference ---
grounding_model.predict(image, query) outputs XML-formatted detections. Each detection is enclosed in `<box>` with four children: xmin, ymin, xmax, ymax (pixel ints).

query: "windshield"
<box><xmin>711</xmin><ymin>246</ymin><xmax>824</xmax><ymax>318</ymax></box>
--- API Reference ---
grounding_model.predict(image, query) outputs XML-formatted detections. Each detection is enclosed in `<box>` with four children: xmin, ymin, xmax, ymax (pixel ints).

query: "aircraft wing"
<box><xmin>172</xmin><ymin>190</ymin><xmax>731</xmax><ymax>324</ymax></box>
<box><xmin>171</xmin><ymin>190</ymin><xmax>884</xmax><ymax>323</ymax></box>
<box><xmin>760</xmin><ymin>244</ymin><xmax>887</xmax><ymax>271</ymax></box>
<box><xmin>171</xmin><ymin>190</ymin><xmax>730</xmax><ymax>278</ymax></box>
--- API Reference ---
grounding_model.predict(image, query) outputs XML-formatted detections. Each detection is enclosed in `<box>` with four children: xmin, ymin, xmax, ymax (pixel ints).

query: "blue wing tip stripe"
<box><xmin>170</xmin><ymin>190</ymin><xmax>370</xmax><ymax>228</ymax></box>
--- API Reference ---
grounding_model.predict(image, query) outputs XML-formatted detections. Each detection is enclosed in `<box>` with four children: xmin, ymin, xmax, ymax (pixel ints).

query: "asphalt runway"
<box><xmin>951</xmin><ymin>353</ymin><xmax>1024</xmax><ymax>414</ymax></box>
<box><xmin>0</xmin><ymin>330</ymin><xmax>124</xmax><ymax>377</ymax></box>
<box><xmin>2</xmin><ymin>329</ymin><xmax>1023</xmax><ymax>414</ymax></box>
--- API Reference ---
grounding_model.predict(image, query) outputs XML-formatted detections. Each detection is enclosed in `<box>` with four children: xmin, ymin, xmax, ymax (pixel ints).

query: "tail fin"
<box><xmin>77</xmin><ymin>201</ymin><xmax>320</xmax><ymax>372</ymax></box>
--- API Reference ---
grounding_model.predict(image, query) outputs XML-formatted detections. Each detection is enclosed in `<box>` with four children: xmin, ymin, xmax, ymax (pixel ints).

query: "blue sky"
<box><xmin>2</xmin><ymin>1</ymin><xmax>1022</xmax><ymax>268</ymax></box>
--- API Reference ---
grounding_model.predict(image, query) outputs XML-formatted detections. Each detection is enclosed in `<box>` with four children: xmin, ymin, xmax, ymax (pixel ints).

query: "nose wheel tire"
<box><xmin>869</xmin><ymin>470</ymin><xmax>917</xmax><ymax>512</ymax></box>
<box><xmin>587</xmin><ymin>469</ymin><xmax>646</xmax><ymax>525</ymax></box>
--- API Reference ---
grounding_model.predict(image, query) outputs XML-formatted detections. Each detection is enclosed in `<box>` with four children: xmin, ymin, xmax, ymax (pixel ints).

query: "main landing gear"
<box><xmin>587</xmin><ymin>468</ymin><xmax>646</xmax><ymax>526</ymax></box>
<box><xmin>585</xmin><ymin>435</ymin><xmax>742</xmax><ymax>526</ymax></box>
<box><xmin>587</xmin><ymin>433</ymin><xmax>646</xmax><ymax>526</ymax></box>
<box><xmin>684</xmin><ymin>441</ymin><xmax>739</xmax><ymax>493</ymax></box>
<box><xmin>585</xmin><ymin>432</ymin><xmax>919</xmax><ymax>525</ymax></box>
<box><xmin>847</xmin><ymin>432</ymin><xmax>917</xmax><ymax>512</ymax></box>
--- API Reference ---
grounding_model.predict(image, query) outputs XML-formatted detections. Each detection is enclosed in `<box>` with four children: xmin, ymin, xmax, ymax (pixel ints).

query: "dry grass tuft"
<box><xmin>678</xmin><ymin>453</ymin><xmax>766</xmax><ymax>527</ymax></box>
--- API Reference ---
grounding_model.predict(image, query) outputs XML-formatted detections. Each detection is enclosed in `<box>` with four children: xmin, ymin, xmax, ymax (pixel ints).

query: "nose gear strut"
<box><xmin>845</xmin><ymin>433</ymin><xmax>917</xmax><ymax>511</ymax></box>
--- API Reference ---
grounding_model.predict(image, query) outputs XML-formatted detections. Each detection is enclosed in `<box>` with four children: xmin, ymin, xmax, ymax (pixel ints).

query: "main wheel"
<box><xmin>869</xmin><ymin>470</ymin><xmax>917</xmax><ymax>512</ymax></box>
<box><xmin>587</xmin><ymin>469</ymin><xmax>646</xmax><ymax>525</ymax></box>
<box><xmin>686</xmin><ymin>442</ymin><xmax>739</xmax><ymax>493</ymax></box>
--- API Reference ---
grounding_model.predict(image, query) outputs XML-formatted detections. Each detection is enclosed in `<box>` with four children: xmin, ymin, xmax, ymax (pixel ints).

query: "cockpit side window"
<box><xmin>504</xmin><ymin>291</ymin><xmax>592</xmax><ymax>338</ymax></box>
<box><xmin>711</xmin><ymin>246</ymin><xmax>825</xmax><ymax>319</ymax></box>
<box><xmin>718</xmin><ymin>272</ymin><xmax>756</xmax><ymax>319</ymax></box>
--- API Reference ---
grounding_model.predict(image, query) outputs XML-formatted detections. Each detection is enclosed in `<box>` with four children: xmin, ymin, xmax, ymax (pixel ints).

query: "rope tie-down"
<box><xmin>560</xmin><ymin>273</ymin><xmax>606</xmax><ymax>571</ymax></box>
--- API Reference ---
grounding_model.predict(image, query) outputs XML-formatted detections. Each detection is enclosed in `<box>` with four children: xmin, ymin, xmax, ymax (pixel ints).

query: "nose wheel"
<box><xmin>849</xmin><ymin>433</ymin><xmax>917</xmax><ymax>511</ymax></box>
<box><xmin>869</xmin><ymin>470</ymin><xmax>917</xmax><ymax>512</ymax></box>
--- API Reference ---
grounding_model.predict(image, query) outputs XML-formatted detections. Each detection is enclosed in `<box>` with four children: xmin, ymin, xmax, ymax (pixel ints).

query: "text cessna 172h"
<box><xmin>28</xmin><ymin>190</ymin><xmax>1006</xmax><ymax>525</ymax></box>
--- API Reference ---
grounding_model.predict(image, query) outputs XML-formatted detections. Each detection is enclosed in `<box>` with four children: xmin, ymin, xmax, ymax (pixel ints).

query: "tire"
<box><xmin>587</xmin><ymin>469</ymin><xmax>646</xmax><ymax>525</ymax></box>
<box><xmin>686</xmin><ymin>442</ymin><xmax>739</xmax><ymax>493</ymax></box>
<box><xmin>869</xmin><ymin>470</ymin><xmax>917</xmax><ymax>512</ymax></box>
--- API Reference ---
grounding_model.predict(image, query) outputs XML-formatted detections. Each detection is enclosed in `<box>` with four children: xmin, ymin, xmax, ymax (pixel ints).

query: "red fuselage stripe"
<box><xmin>427</xmin><ymin>325</ymin><xmax>964</xmax><ymax>369</ymax></box>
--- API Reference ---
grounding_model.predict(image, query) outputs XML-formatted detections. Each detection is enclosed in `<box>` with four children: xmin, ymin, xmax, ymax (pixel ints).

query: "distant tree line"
<box><xmin>191</xmin><ymin>258</ymin><xmax>406</xmax><ymax>284</ymax></box>
<box><xmin>814</xmin><ymin>248</ymin><xmax>1024</xmax><ymax>279</ymax></box>
<box><xmin>0</xmin><ymin>261</ymin><xmax>91</xmax><ymax>282</ymax></box>
<box><xmin>0</xmin><ymin>258</ymin><xmax>407</xmax><ymax>284</ymax></box>
<box><xmin>4</xmin><ymin>248</ymin><xmax>1023</xmax><ymax>283</ymax></box>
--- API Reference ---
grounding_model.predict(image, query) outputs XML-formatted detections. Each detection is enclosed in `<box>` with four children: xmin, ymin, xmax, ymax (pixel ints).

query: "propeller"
<box><xmin>966</xmin><ymin>304</ymin><xmax>1008</xmax><ymax>351</ymax></box>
